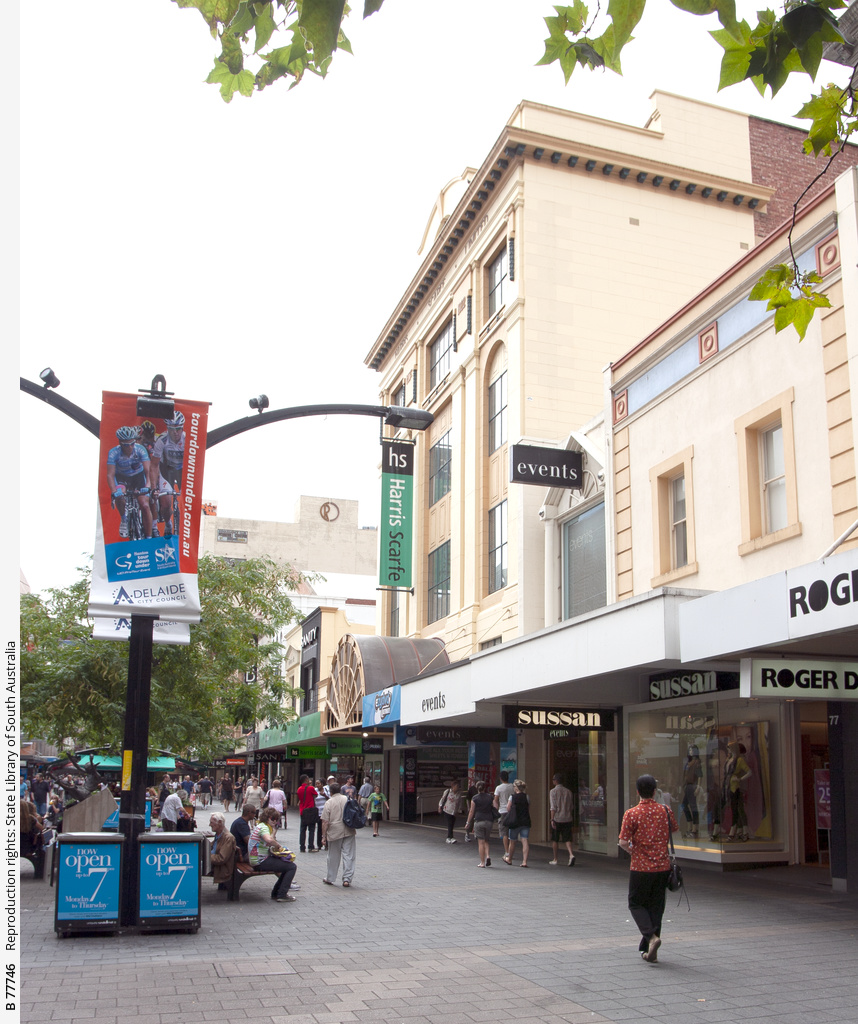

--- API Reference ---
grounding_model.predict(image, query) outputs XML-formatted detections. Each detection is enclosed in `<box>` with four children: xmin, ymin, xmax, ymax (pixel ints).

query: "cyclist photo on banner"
<box><xmin>150</xmin><ymin>412</ymin><xmax>185</xmax><ymax>539</ymax></box>
<box><xmin>105</xmin><ymin>425</ymin><xmax>153</xmax><ymax>541</ymax></box>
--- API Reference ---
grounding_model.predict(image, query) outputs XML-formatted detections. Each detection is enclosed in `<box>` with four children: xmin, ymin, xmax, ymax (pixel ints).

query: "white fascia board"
<box><xmin>470</xmin><ymin>591</ymin><xmax>689</xmax><ymax>701</ymax></box>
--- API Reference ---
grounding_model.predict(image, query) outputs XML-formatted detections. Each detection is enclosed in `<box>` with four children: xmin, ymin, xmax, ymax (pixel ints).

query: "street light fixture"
<box><xmin>249</xmin><ymin>394</ymin><xmax>269</xmax><ymax>413</ymax></box>
<box><xmin>39</xmin><ymin>367</ymin><xmax>60</xmax><ymax>389</ymax></box>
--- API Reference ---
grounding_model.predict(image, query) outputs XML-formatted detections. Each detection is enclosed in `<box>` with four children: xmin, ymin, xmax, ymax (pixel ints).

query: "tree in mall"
<box><xmin>20</xmin><ymin>554</ymin><xmax>312</xmax><ymax>761</ymax></box>
<box><xmin>174</xmin><ymin>0</ymin><xmax>856</xmax><ymax>340</ymax></box>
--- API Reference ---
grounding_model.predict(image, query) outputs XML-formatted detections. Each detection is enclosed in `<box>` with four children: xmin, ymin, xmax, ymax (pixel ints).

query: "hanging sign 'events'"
<box><xmin>379</xmin><ymin>440</ymin><xmax>413</xmax><ymax>590</ymax></box>
<box><xmin>88</xmin><ymin>391</ymin><xmax>209</xmax><ymax>622</ymax></box>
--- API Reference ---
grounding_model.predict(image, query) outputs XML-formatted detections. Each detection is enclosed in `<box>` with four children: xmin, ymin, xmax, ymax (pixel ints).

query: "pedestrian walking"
<box><xmin>438</xmin><ymin>779</ymin><xmax>463</xmax><ymax>843</ymax></box>
<box><xmin>464</xmin><ymin>781</ymin><xmax>495</xmax><ymax>867</ymax></box>
<box><xmin>321</xmin><ymin>781</ymin><xmax>356</xmax><ymax>887</ymax></box>
<box><xmin>313</xmin><ymin>780</ymin><xmax>328</xmax><ymax>850</ymax></box>
<box><xmin>618</xmin><ymin>773</ymin><xmax>679</xmax><ymax>964</ymax></box>
<box><xmin>367</xmin><ymin>785</ymin><xmax>389</xmax><ymax>837</ymax></box>
<box><xmin>243</xmin><ymin>777</ymin><xmax>265</xmax><ymax>812</ymax></box>
<box><xmin>503</xmin><ymin>779</ymin><xmax>532</xmax><ymax>866</ymax></box>
<box><xmin>342</xmin><ymin>775</ymin><xmax>357</xmax><ymax>800</ymax></box>
<box><xmin>219</xmin><ymin>774</ymin><xmax>234</xmax><ymax>813</ymax></box>
<box><xmin>264</xmin><ymin>778</ymin><xmax>288</xmax><ymax>825</ymax></box>
<box><xmin>358</xmin><ymin>776</ymin><xmax>373</xmax><ymax>810</ymax></box>
<box><xmin>493</xmin><ymin>771</ymin><xmax>515</xmax><ymax>860</ymax></box>
<box><xmin>297</xmin><ymin>775</ymin><xmax>319</xmax><ymax>852</ymax></box>
<box><xmin>549</xmin><ymin>773</ymin><xmax>576</xmax><ymax>866</ymax></box>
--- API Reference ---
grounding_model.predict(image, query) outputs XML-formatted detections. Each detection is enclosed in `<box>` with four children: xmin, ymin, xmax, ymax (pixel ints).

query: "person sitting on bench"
<box><xmin>20</xmin><ymin>800</ymin><xmax>45</xmax><ymax>879</ymax></box>
<box><xmin>248</xmin><ymin>807</ymin><xmax>298</xmax><ymax>904</ymax></box>
<box><xmin>208</xmin><ymin>812</ymin><xmax>237</xmax><ymax>889</ymax></box>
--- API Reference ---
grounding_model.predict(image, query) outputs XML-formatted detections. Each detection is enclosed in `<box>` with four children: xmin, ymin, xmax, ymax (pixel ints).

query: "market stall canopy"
<box><xmin>327</xmin><ymin>635</ymin><xmax>449</xmax><ymax>732</ymax></box>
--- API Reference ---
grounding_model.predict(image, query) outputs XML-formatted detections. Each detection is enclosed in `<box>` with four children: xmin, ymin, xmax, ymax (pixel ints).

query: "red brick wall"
<box><xmin>749</xmin><ymin>117</ymin><xmax>858</xmax><ymax>239</ymax></box>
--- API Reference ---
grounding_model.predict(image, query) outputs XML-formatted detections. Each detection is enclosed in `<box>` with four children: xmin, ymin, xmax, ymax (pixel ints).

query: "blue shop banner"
<box><xmin>139</xmin><ymin>841</ymin><xmax>200</xmax><ymax>917</ymax></box>
<box><xmin>363</xmin><ymin>685</ymin><xmax>401</xmax><ymax>727</ymax></box>
<box><xmin>57</xmin><ymin>841</ymin><xmax>122</xmax><ymax>921</ymax></box>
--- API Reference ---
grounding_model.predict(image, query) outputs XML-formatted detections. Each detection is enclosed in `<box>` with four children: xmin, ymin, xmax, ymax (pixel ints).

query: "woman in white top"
<box><xmin>264</xmin><ymin>779</ymin><xmax>288</xmax><ymax>825</ymax></box>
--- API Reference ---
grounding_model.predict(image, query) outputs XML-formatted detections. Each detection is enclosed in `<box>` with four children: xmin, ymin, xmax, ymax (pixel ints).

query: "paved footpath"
<box><xmin>19</xmin><ymin>809</ymin><xmax>858</xmax><ymax>1024</ymax></box>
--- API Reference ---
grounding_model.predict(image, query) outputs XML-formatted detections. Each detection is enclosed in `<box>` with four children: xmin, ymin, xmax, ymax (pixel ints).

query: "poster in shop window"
<box><xmin>87</xmin><ymin>391</ymin><xmax>209</xmax><ymax>622</ymax></box>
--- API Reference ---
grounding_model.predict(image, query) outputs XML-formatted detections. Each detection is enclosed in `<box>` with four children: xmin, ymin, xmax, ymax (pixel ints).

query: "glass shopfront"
<box><xmin>550</xmin><ymin>730</ymin><xmax>610</xmax><ymax>855</ymax></box>
<box><xmin>627</xmin><ymin>698</ymin><xmax>787</xmax><ymax>853</ymax></box>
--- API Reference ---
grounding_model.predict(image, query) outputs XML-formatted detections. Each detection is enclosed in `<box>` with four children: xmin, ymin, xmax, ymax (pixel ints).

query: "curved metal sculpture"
<box><xmin>326</xmin><ymin>634</ymin><xmax>450</xmax><ymax>732</ymax></box>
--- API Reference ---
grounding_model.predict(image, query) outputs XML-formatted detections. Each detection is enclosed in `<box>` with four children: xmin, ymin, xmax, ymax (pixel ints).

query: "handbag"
<box><xmin>664</xmin><ymin>807</ymin><xmax>690</xmax><ymax>908</ymax></box>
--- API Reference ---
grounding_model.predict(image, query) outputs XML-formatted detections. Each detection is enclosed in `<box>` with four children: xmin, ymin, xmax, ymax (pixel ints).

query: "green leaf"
<box><xmin>298</xmin><ymin>0</ymin><xmax>347</xmax><ymax>64</ymax></box>
<box><xmin>172</xmin><ymin>0</ymin><xmax>242</xmax><ymax>36</ymax></box>
<box><xmin>206</xmin><ymin>58</ymin><xmax>255</xmax><ymax>101</ymax></box>
<box><xmin>796</xmin><ymin>84</ymin><xmax>849</xmax><ymax>154</ymax></box>
<box><xmin>607</xmin><ymin>0</ymin><xmax>646</xmax><ymax>55</ymax></box>
<box><xmin>253</xmin><ymin>1</ymin><xmax>277</xmax><ymax>51</ymax></box>
<box><xmin>363</xmin><ymin>0</ymin><xmax>385</xmax><ymax>15</ymax></box>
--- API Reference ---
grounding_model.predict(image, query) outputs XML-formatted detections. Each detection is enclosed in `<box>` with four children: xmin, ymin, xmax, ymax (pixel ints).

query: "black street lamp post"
<box><xmin>20</xmin><ymin>373</ymin><xmax>432</xmax><ymax>929</ymax></box>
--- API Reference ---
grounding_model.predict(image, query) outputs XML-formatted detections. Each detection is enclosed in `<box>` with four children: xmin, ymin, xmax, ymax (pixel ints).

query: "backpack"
<box><xmin>342</xmin><ymin>796</ymin><xmax>367</xmax><ymax>830</ymax></box>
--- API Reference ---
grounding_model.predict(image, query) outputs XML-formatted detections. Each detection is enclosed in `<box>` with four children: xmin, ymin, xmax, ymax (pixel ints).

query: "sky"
<box><xmin>10</xmin><ymin>0</ymin><xmax>852</xmax><ymax>618</ymax></box>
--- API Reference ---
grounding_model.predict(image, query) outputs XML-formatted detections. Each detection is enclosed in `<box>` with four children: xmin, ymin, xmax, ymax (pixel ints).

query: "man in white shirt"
<box><xmin>161</xmin><ymin>791</ymin><xmax>184</xmax><ymax>832</ymax></box>
<box><xmin>493</xmin><ymin>771</ymin><xmax>516</xmax><ymax>859</ymax></box>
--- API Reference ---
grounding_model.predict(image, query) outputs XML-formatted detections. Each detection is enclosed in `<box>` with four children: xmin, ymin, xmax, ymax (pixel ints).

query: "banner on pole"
<box><xmin>379</xmin><ymin>441</ymin><xmax>414</xmax><ymax>590</ymax></box>
<box><xmin>91</xmin><ymin>617</ymin><xmax>192</xmax><ymax>645</ymax></box>
<box><xmin>88</xmin><ymin>391</ymin><xmax>209</xmax><ymax>622</ymax></box>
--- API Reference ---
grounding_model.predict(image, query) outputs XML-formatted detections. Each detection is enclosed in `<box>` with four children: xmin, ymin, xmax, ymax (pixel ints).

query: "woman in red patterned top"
<box><xmin>619</xmin><ymin>774</ymin><xmax>678</xmax><ymax>964</ymax></box>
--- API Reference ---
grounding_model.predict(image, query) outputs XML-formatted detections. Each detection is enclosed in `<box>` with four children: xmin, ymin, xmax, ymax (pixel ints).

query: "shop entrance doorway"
<box><xmin>799</xmin><ymin>702</ymin><xmax>830</xmax><ymax>866</ymax></box>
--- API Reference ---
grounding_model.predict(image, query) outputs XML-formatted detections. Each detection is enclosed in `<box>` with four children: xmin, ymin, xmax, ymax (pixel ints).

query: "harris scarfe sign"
<box><xmin>379</xmin><ymin>441</ymin><xmax>414</xmax><ymax>589</ymax></box>
<box><xmin>510</xmin><ymin>444</ymin><xmax>582</xmax><ymax>488</ymax></box>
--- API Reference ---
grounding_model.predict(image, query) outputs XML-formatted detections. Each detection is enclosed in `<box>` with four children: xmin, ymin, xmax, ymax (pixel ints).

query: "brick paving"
<box><xmin>19</xmin><ymin>810</ymin><xmax>858</xmax><ymax>1023</ymax></box>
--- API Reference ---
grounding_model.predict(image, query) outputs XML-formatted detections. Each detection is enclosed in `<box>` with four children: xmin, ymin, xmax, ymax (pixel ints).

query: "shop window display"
<box><xmin>627</xmin><ymin>703</ymin><xmax>782</xmax><ymax>850</ymax></box>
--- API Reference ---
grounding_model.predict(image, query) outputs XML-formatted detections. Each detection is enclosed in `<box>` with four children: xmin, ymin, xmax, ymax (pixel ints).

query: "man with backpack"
<box><xmin>321</xmin><ymin>781</ymin><xmax>358</xmax><ymax>887</ymax></box>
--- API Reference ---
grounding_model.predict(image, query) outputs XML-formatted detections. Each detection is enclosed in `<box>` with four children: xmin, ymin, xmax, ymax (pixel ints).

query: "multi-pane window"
<box><xmin>429</xmin><ymin>321</ymin><xmax>454</xmax><ymax>389</ymax></box>
<box><xmin>488</xmin><ymin>371</ymin><xmax>507</xmax><ymax>454</ymax></box>
<box><xmin>562</xmin><ymin>502</ymin><xmax>607</xmax><ymax>619</ymax></box>
<box><xmin>762</xmin><ymin>423</ymin><xmax>787</xmax><ymax>534</ymax></box>
<box><xmin>429</xmin><ymin>430</ymin><xmax>452</xmax><ymax>506</ymax></box>
<box><xmin>488</xmin><ymin>247</ymin><xmax>508</xmax><ymax>317</ymax></box>
<box><xmin>488</xmin><ymin>501</ymin><xmax>508</xmax><ymax>594</ymax></box>
<box><xmin>394</xmin><ymin>382</ymin><xmax>406</xmax><ymax>407</ymax></box>
<box><xmin>428</xmin><ymin>542</ymin><xmax>451</xmax><ymax>623</ymax></box>
<box><xmin>671</xmin><ymin>474</ymin><xmax>688</xmax><ymax>569</ymax></box>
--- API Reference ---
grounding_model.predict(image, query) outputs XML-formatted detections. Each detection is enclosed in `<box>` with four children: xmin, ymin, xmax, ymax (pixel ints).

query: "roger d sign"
<box><xmin>510</xmin><ymin>444</ymin><xmax>582</xmax><ymax>488</ymax></box>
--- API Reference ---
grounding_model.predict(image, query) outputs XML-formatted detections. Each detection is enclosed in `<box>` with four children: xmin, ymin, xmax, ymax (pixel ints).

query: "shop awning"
<box><xmin>89</xmin><ymin>756</ymin><xmax>177</xmax><ymax>772</ymax></box>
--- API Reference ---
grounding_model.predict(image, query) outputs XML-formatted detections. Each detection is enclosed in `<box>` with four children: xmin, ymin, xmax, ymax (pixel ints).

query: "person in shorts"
<box><xmin>367</xmin><ymin>785</ymin><xmax>389</xmax><ymax>837</ymax></box>
<box><xmin>549</xmin><ymin>773</ymin><xmax>576</xmax><ymax>867</ymax></box>
<box><xmin>465</xmin><ymin>781</ymin><xmax>495</xmax><ymax>867</ymax></box>
<box><xmin>493</xmin><ymin>771</ymin><xmax>515</xmax><ymax>860</ymax></box>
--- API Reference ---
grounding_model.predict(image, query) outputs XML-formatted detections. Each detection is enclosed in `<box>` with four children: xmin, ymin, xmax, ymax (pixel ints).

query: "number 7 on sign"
<box><xmin>166</xmin><ymin>865</ymin><xmax>189</xmax><ymax>899</ymax></box>
<box><xmin>86</xmin><ymin>867</ymin><xmax>109</xmax><ymax>902</ymax></box>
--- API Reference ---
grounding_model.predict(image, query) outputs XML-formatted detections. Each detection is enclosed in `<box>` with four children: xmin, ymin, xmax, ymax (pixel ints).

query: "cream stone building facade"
<box><xmin>604</xmin><ymin>168</ymin><xmax>858</xmax><ymax>883</ymax></box>
<box><xmin>366</xmin><ymin>92</ymin><xmax>775</xmax><ymax>657</ymax></box>
<box><xmin>360</xmin><ymin>92</ymin><xmax>858</xmax><ymax>873</ymax></box>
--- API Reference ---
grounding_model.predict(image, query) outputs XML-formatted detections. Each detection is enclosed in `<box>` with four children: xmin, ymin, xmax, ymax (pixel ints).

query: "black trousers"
<box><xmin>299</xmin><ymin>809</ymin><xmax>319</xmax><ymax>851</ymax></box>
<box><xmin>628</xmin><ymin>870</ymin><xmax>671</xmax><ymax>949</ymax></box>
<box><xmin>254</xmin><ymin>856</ymin><xmax>296</xmax><ymax>897</ymax></box>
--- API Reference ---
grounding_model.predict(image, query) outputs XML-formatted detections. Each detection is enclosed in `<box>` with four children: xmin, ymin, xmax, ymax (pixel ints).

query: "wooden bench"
<box><xmin>225</xmin><ymin>852</ymin><xmax>282</xmax><ymax>902</ymax></box>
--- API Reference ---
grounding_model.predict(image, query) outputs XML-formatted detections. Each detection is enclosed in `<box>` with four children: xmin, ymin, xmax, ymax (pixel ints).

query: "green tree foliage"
<box><xmin>20</xmin><ymin>555</ymin><xmax>311</xmax><ymax>760</ymax></box>
<box><xmin>172</xmin><ymin>0</ymin><xmax>385</xmax><ymax>102</ymax></box>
